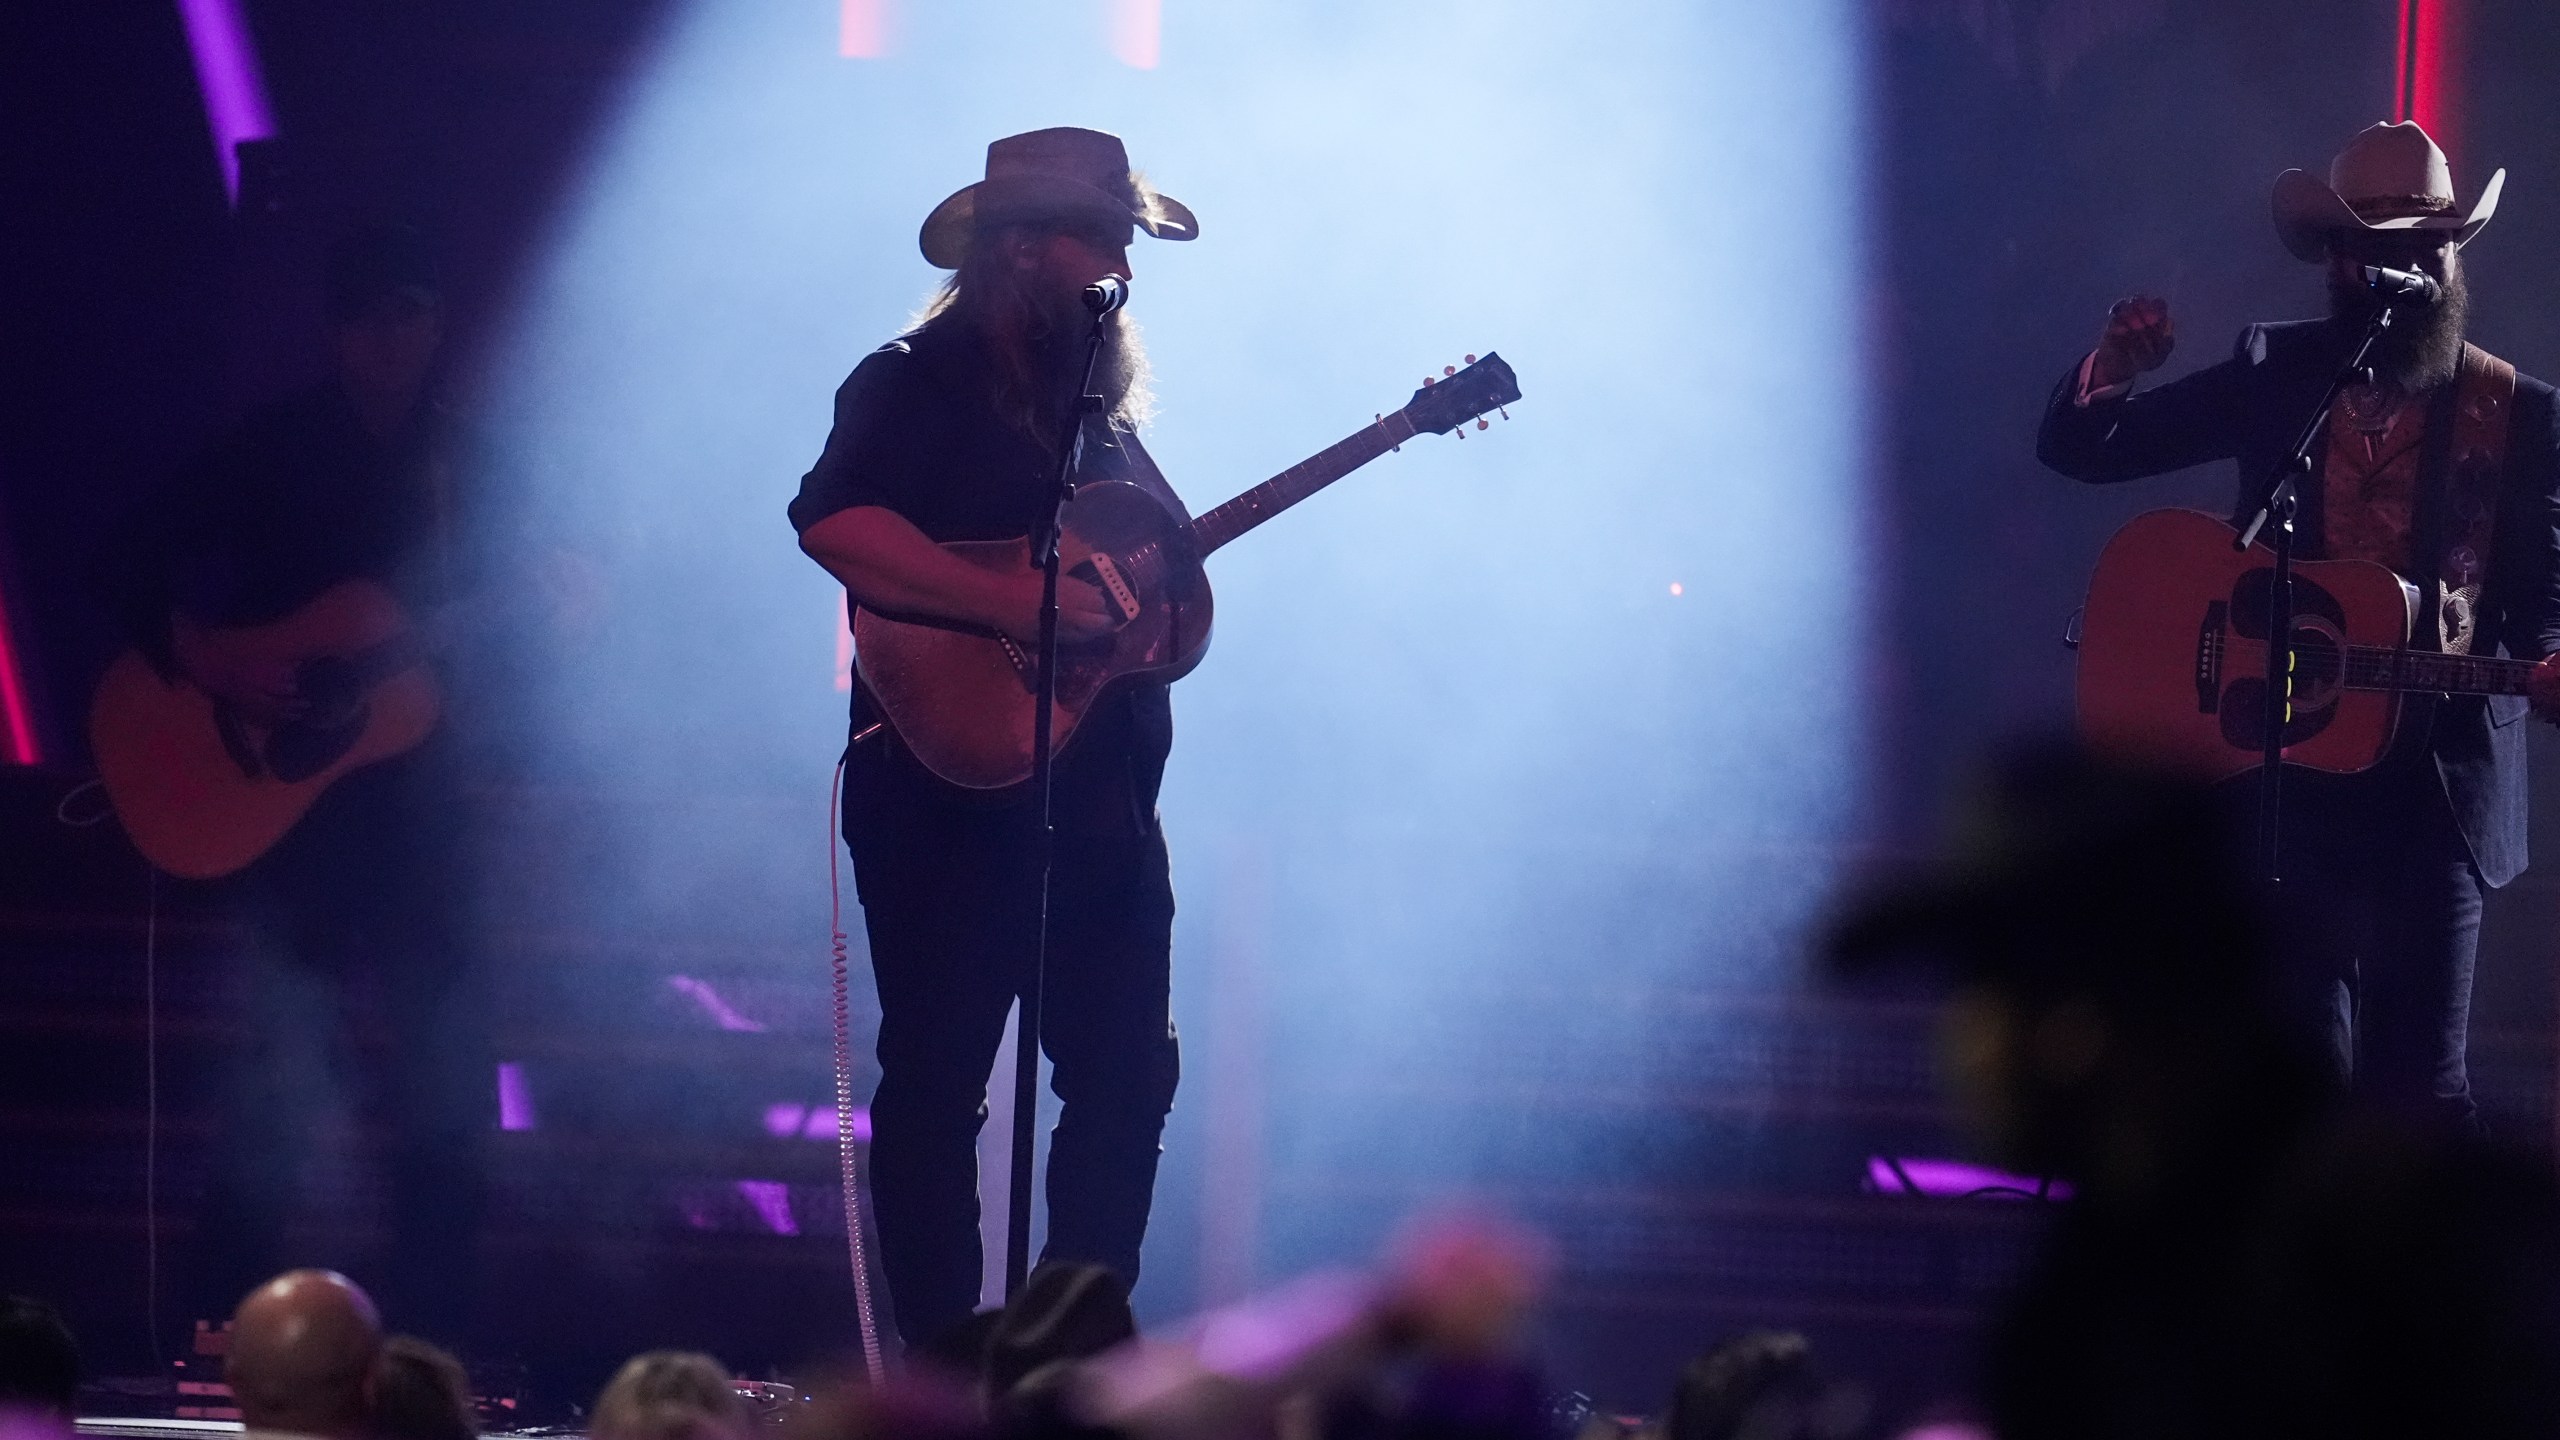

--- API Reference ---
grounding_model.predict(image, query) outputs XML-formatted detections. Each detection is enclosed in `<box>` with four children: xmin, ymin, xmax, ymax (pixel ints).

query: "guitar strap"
<box><xmin>2420</xmin><ymin>344</ymin><xmax>2518</xmax><ymax>656</ymax></box>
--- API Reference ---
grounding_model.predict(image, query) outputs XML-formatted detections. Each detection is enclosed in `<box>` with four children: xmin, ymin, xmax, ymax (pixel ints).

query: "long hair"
<box><xmin>906</xmin><ymin>224</ymin><xmax>1153</xmax><ymax>449</ymax></box>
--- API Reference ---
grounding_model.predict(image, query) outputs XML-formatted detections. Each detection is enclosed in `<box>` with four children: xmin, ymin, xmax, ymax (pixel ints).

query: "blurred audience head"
<box><xmin>590</xmin><ymin>1351</ymin><xmax>749</xmax><ymax>1440</ymax></box>
<box><xmin>0</xmin><ymin>1297</ymin><xmax>78</xmax><ymax>1420</ymax></box>
<box><xmin>370</xmin><ymin>1335</ymin><xmax>475</xmax><ymax>1440</ymax></box>
<box><xmin>1829</xmin><ymin>742</ymin><xmax>2311</xmax><ymax>1183</ymax></box>
<box><xmin>227</xmin><ymin>1270</ymin><xmax>383</xmax><ymax>1439</ymax></box>
<box><xmin>1379</xmin><ymin>1210</ymin><xmax>1554</xmax><ymax>1357</ymax></box>
<box><xmin>1666</xmin><ymin>1331</ymin><xmax>1864</xmax><ymax>1440</ymax></box>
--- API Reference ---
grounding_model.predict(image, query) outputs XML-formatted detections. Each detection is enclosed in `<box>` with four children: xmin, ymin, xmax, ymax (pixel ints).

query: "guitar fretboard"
<box><xmin>1189</xmin><ymin>412</ymin><xmax>1419</xmax><ymax>556</ymax></box>
<box><xmin>2344</xmin><ymin>644</ymin><xmax>2537</xmax><ymax>696</ymax></box>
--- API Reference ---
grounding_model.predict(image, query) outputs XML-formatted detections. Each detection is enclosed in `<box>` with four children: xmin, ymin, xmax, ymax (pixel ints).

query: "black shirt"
<box><xmin>124</xmin><ymin>380</ymin><xmax>472</xmax><ymax>665</ymax></box>
<box><xmin>790</xmin><ymin>318</ymin><xmax>1176</xmax><ymax>834</ymax></box>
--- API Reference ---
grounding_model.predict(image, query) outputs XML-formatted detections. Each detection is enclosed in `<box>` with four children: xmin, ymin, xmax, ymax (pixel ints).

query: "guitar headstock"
<box><xmin>1402</xmin><ymin>352</ymin><xmax>1521</xmax><ymax>436</ymax></box>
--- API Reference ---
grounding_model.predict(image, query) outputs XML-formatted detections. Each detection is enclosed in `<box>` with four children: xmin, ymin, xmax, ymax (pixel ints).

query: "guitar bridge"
<box><xmin>995</xmin><ymin>635</ymin><xmax>1039</xmax><ymax>691</ymax></box>
<box><xmin>1080</xmin><ymin>553</ymin><xmax>1144</xmax><ymax>622</ymax></box>
<box><xmin>2196</xmin><ymin>601</ymin><xmax>2225</xmax><ymax>714</ymax></box>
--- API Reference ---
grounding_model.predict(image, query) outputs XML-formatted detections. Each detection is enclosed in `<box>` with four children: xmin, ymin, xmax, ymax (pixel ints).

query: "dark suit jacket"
<box><xmin>2038</xmin><ymin>319</ymin><xmax>2560</xmax><ymax>887</ymax></box>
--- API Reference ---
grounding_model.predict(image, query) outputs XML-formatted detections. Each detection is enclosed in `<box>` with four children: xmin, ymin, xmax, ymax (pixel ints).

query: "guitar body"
<box><xmin>847</xmin><ymin>350</ymin><xmax>1520</xmax><ymax>789</ymax></box>
<box><xmin>852</xmin><ymin>480</ymin><xmax>1215</xmax><ymax>790</ymax></box>
<box><xmin>90</xmin><ymin>580</ymin><xmax>443</xmax><ymax>879</ymax></box>
<box><xmin>2077</xmin><ymin>508</ymin><xmax>2417</xmax><ymax>781</ymax></box>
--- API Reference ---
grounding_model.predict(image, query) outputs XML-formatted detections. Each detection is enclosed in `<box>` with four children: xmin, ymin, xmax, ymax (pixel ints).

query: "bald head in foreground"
<box><xmin>226</xmin><ymin>1271</ymin><xmax>382</xmax><ymax>1440</ymax></box>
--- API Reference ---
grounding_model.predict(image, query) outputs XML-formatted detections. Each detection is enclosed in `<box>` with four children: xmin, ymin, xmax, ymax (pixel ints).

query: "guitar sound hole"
<box><xmin>2217</xmin><ymin>568</ymin><xmax>2351</xmax><ymax>752</ymax></box>
<box><xmin>2289</xmin><ymin>623</ymin><xmax>2346</xmax><ymax>712</ymax></box>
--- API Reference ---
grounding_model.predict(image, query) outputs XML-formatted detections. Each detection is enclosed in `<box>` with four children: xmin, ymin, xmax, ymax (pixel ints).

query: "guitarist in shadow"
<box><xmin>788</xmin><ymin>128</ymin><xmax>1193</xmax><ymax>1350</ymax></box>
<box><xmin>2037</xmin><ymin>122</ymin><xmax>2560</xmax><ymax>1130</ymax></box>
<box><xmin>119</xmin><ymin>224</ymin><xmax>493</xmax><ymax>1344</ymax></box>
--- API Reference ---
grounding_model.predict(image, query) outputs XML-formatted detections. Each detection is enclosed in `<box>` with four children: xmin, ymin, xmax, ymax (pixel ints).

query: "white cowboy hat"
<box><xmin>2272</xmin><ymin>120</ymin><xmax>2503</xmax><ymax>263</ymax></box>
<box><xmin>919</xmin><ymin>127</ymin><xmax>1197</xmax><ymax>270</ymax></box>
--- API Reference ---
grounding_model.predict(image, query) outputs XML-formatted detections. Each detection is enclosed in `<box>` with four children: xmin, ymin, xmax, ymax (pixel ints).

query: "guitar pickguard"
<box><xmin>2215</xmin><ymin>568</ymin><xmax>2350</xmax><ymax>752</ymax></box>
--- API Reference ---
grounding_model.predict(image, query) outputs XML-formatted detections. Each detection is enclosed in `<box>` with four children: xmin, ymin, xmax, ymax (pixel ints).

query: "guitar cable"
<box><xmin>829</xmin><ymin>755</ymin><xmax>888</xmax><ymax>1383</ymax></box>
<box><xmin>144</xmin><ymin>864</ymin><xmax>163</xmax><ymax>1370</ymax></box>
<box><xmin>55</xmin><ymin>779</ymin><xmax>164</xmax><ymax>1366</ymax></box>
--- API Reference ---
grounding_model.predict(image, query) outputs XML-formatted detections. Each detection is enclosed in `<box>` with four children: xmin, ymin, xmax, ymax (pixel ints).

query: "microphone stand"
<box><xmin>2233</xmin><ymin>293</ymin><xmax>2403</xmax><ymax>885</ymax></box>
<box><xmin>1006</xmin><ymin>280</ymin><xmax>1121</xmax><ymax>1298</ymax></box>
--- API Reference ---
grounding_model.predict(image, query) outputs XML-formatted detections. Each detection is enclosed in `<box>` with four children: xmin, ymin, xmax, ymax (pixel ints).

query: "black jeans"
<box><xmin>2253</xmin><ymin>754</ymin><xmax>2485</xmax><ymax>1127</ymax></box>
<box><xmin>843</xmin><ymin>743</ymin><xmax>1180</xmax><ymax>1348</ymax></box>
<box><xmin>192</xmin><ymin>751</ymin><xmax>490</xmax><ymax>1340</ymax></box>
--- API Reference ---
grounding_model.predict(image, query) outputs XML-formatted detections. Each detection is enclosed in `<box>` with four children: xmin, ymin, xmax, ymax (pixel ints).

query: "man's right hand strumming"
<box><xmin>2089</xmin><ymin>294</ymin><xmax>2176</xmax><ymax>391</ymax></box>
<box><xmin>1042</xmin><ymin>576</ymin><xmax>1120</xmax><ymax>646</ymax></box>
<box><xmin>798</xmin><ymin>504</ymin><xmax>1121</xmax><ymax>647</ymax></box>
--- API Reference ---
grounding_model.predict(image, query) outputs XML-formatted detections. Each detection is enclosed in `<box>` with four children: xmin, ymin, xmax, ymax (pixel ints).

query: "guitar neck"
<box><xmin>1189</xmin><ymin>411</ymin><xmax>1421</xmax><ymax>557</ymax></box>
<box><xmin>2346</xmin><ymin>645</ymin><xmax>2537</xmax><ymax>696</ymax></box>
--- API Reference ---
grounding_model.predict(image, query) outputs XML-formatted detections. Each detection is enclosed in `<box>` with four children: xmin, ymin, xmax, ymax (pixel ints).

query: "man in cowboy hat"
<box><xmin>2036</xmin><ymin>121</ymin><xmax>2560</xmax><ymax>1128</ymax></box>
<box><xmin>788</xmin><ymin>128</ymin><xmax>1195</xmax><ymax>1348</ymax></box>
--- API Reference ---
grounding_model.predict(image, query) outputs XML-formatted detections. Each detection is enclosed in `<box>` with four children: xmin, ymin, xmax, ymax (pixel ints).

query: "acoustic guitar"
<box><xmin>853</xmin><ymin>351</ymin><xmax>1522</xmax><ymax>790</ymax></box>
<box><xmin>2075</xmin><ymin>507</ymin><xmax>2537</xmax><ymax>779</ymax></box>
<box><xmin>90</xmin><ymin>580</ymin><xmax>443</xmax><ymax>879</ymax></box>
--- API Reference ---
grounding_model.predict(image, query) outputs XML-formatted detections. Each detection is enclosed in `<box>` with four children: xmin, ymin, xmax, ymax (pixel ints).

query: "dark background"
<box><xmin>7</xmin><ymin>0</ymin><xmax>2560</xmax><ymax>1420</ymax></box>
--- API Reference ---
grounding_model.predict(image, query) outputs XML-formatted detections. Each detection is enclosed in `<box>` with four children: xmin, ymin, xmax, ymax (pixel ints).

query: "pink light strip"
<box><xmin>839</xmin><ymin>0</ymin><xmax>890</xmax><ymax>58</ymax></box>
<box><xmin>173</xmin><ymin>0</ymin><xmax>277</xmax><ymax>204</ymax></box>
<box><xmin>1108</xmin><ymin>0</ymin><xmax>1161</xmax><ymax>69</ymax></box>
<box><xmin>0</xmin><ymin>592</ymin><xmax>38</xmax><ymax>765</ymax></box>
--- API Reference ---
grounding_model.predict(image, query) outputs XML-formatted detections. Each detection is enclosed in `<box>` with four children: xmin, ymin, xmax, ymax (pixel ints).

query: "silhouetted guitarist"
<box><xmin>789</xmin><ymin>128</ymin><xmax>1196</xmax><ymax>1349</ymax></box>
<box><xmin>123</xmin><ymin>225</ymin><xmax>490</xmax><ymax>1341</ymax></box>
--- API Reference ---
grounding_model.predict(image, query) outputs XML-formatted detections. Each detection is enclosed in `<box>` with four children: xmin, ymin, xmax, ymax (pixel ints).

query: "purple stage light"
<box><xmin>174</xmin><ymin>0</ymin><xmax>278</xmax><ymax>204</ymax></box>
<box><xmin>762</xmin><ymin>1101</ymin><xmax>869</xmax><ymax>1141</ymax></box>
<box><xmin>734</xmin><ymin>1180</ymin><xmax>799</xmax><ymax>1235</ymax></box>
<box><xmin>666</xmin><ymin>974</ymin><xmax>768</xmax><ymax>1031</ymax></box>
<box><xmin>495</xmin><ymin>1062</ymin><xmax>537</xmax><ymax>1131</ymax></box>
<box><xmin>1867</xmin><ymin>1155</ymin><xmax>2068</xmax><ymax>1201</ymax></box>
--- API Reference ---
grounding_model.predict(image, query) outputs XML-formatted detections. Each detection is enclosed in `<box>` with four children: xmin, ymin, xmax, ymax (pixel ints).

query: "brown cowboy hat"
<box><xmin>2272</xmin><ymin>120</ymin><xmax>2504</xmax><ymax>263</ymax></box>
<box><xmin>919</xmin><ymin>127</ymin><xmax>1197</xmax><ymax>270</ymax></box>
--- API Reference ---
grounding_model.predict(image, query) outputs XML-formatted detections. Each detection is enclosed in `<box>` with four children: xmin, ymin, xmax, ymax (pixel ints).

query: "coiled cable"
<box><xmin>829</xmin><ymin>756</ymin><xmax>887</xmax><ymax>1382</ymax></box>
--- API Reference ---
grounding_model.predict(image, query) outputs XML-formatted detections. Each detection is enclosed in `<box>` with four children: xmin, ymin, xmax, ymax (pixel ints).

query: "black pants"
<box><xmin>2252</xmin><ymin>755</ymin><xmax>2485</xmax><ymax>1127</ymax></box>
<box><xmin>192</xmin><ymin>751</ymin><xmax>490</xmax><ymax>1339</ymax></box>
<box><xmin>843</xmin><ymin>745</ymin><xmax>1180</xmax><ymax>1348</ymax></box>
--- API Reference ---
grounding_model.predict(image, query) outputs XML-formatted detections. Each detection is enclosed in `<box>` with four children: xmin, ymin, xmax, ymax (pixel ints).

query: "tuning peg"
<box><xmin>1452</xmin><ymin>420</ymin><xmax>1466</xmax><ymax>439</ymax></box>
<box><xmin>1497</xmin><ymin>406</ymin><xmax>1510</xmax><ymax>421</ymax></box>
<box><xmin>1464</xmin><ymin>354</ymin><xmax>1477</xmax><ymax>365</ymax></box>
<box><xmin>1422</xmin><ymin>375</ymin><xmax>1436</xmax><ymax>387</ymax></box>
<box><xmin>1443</xmin><ymin>365</ymin><xmax>1458</xmax><ymax>377</ymax></box>
<box><xmin>1475</xmin><ymin>418</ymin><xmax>1489</xmax><ymax>431</ymax></box>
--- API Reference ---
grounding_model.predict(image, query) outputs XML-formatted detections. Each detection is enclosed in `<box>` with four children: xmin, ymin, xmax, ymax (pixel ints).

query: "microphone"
<box><xmin>1082</xmin><ymin>276</ymin><xmax>1130</xmax><ymax>316</ymax></box>
<box><xmin>2363</xmin><ymin>264</ymin><xmax>2442</xmax><ymax>305</ymax></box>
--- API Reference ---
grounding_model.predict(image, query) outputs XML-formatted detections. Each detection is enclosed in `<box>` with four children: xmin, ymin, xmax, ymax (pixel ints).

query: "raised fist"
<box><xmin>2091</xmin><ymin>294</ymin><xmax>2174</xmax><ymax>391</ymax></box>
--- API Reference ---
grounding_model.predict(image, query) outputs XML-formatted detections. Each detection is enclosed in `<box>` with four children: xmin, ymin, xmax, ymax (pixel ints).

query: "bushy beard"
<box><xmin>2327</xmin><ymin>250</ymin><xmax>2470</xmax><ymax>392</ymax></box>
<box><xmin>1021</xmin><ymin>283</ymin><xmax>1154</xmax><ymax>431</ymax></box>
